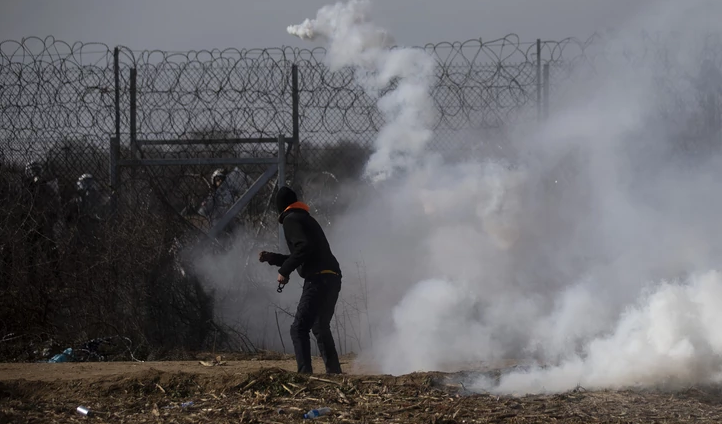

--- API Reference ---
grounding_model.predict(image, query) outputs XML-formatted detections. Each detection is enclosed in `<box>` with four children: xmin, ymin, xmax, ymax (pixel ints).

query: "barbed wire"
<box><xmin>5</xmin><ymin>32</ymin><xmax>720</xmax><ymax>225</ymax></box>
<box><xmin>0</xmin><ymin>34</ymin><xmax>590</xmax><ymax>215</ymax></box>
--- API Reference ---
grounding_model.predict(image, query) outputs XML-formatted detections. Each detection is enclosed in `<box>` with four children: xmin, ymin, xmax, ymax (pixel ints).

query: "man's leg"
<box><xmin>289</xmin><ymin>279</ymin><xmax>324</xmax><ymax>374</ymax></box>
<box><xmin>311</xmin><ymin>275</ymin><xmax>342</xmax><ymax>374</ymax></box>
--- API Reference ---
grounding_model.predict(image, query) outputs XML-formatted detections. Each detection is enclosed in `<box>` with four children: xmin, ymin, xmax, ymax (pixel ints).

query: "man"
<box><xmin>22</xmin><ymin>162</ymin><xmax>61</xmax><ymax>277</ymax></box>
<box><xmin>259</xmin><ymin>186</ymin><xmax>343</xmax><ymax>374</ymax></box>
<box><xmin>66</xmin><ymin>173</ymin><xmax>108</xmax><ymax>250</ymax></box>
<box><xmin>198</xmin><ymin>169</ymin><xmax>229</xmax><ymax>222</ymax></box>
<box><xmin>198</xmin><ymin>168</ymin><xmax>247</xmax><ymax>238</ymax></box>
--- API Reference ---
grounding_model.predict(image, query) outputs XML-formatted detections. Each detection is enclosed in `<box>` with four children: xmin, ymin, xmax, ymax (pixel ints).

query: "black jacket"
<box><xmin>267</xmin><ymin>204</ymin><xmax>341</xmax><ymax>279</ymax></box>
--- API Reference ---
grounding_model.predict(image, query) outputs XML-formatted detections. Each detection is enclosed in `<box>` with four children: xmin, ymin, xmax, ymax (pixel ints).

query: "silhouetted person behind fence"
<box><xmin>22</xmin><ymin>161</ymin><xmax>61</xmax><ymax>279</ymax></box>
<box><xmin>199</xmin><ymin>168</ymin><xmax>250</xmax><ymax>239</ymax></box>
<box><xmin>259</xmin><ymin>186</ymin><xmax>343</xmax><ymax>375</ymax></box>
<box><xmin>66</xmin><ymin>173</ymin><xmax>108</xmax><ymax>249</ymax></box>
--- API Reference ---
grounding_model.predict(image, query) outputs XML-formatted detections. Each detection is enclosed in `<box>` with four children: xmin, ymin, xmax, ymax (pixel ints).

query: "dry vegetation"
<box><xmin>4</xmin><ymin>141</ymin><xmax>722</xmax><ymax>423</ymax></box>
<box><xmin>0</xmin><ymin>135</ymin><xmax>376</xmax><ymax>365</ymax></box>
<box><xmin>2</xmin><ymin>358</ymin><xmax>722</xmax><ymax>423</ymax></box>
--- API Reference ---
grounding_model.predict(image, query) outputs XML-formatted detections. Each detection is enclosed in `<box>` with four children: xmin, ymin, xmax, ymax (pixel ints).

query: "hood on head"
<box><xmin>276</xmin><ymin>186</ymin><xmax>298</xmax><ymax>214</ymax></box>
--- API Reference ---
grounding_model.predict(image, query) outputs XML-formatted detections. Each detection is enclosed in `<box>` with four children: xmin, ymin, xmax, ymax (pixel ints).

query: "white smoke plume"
<box><xmin>486</xmin><ymin>271</ymin><xmax>722</xmax><ymax>394</ymax></box>
<box><xmin>287</xmin><ymin>0</ymin><xmax>437</xmax><ymax>183</ymax></box>
<box><xmin>285</xmin><ymin>0</ymin><xmax>722</xmax><ymax>395</ymax></box>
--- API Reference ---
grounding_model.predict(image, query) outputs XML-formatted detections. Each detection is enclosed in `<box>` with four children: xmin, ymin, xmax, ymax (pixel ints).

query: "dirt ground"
<box><xmin>2</xmin><ymin>355</ymin><xmax>722</xmax><ymax>423</ymax></box>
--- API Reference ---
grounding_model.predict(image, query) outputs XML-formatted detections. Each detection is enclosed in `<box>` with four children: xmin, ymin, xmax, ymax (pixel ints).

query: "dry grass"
<box><xmin>3</xmin><ymin>364</ymin><xmax>722</xmax><ymax>423</ymax></box>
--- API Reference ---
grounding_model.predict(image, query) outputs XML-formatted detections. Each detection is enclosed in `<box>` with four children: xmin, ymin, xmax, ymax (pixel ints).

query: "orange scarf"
<box><xmin>283</xmin><ymin>201</ymin><xmax>310</xmax><ymax>213</ymax></box>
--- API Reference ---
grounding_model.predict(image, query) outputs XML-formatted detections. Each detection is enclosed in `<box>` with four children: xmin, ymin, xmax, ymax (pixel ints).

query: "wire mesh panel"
<box><xmin>0</xmin><ymin>34</ymin><xmax>604</xmax><ymax>230</ymax></box>
<box><xmin>0</xmin><ymin>37</ymin><xmax>116</xmax><ymax>193</ymax></box>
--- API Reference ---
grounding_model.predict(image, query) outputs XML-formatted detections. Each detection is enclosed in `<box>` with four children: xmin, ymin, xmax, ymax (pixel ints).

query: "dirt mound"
<box><xmin>3</xmin><ymin>360</ymin><xmax>722</xmax><ymax>423</ymax></box>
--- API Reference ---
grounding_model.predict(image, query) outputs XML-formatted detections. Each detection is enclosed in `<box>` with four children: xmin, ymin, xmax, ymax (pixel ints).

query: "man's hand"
<box><xmin>276</xmin><ymin>273</ymin><xmax>289</xmax><ymax>293</ymax></box>
<box><xmin>259</xmin><ymin>251</ymin><xmax>289</xmax><ymax>267</ymax></box>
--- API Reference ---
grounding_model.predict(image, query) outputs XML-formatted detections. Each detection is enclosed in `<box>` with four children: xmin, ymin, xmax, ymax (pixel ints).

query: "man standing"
<box><xmin>66</xmin><ymin>173</ymin><xmax>108</xmax><ymax>251</ymax></box>
<box><xmin>22</xmin><ymin>162</ymin><xmax>61</xmax><ymax>278</ymax></box>
<box><xmin>259</xmin><ymin>186</ymin><xmax>343</xmax><ymax>374</ymax></box>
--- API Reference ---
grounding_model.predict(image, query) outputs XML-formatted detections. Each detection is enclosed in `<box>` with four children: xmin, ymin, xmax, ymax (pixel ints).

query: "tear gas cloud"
<box><xmin>288</xmin><ymin>0</ymin><xmax>437</xmax><ymax>183</ymax></box>
<box><xmin>286</xmin><ymin>0</ymin><xmax>722</xmax><ymax>395</ymax></box>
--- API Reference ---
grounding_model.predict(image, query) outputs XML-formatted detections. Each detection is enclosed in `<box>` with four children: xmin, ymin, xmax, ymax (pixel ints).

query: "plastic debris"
<box><xmin>303</xmin><ymin>407</ymin><xmax>331</xmax><ymax>419</ymax></box>
<box><xmin>48</xmin><ymin>348</ymin><xmax>74</xmax><ymax>363</ymax></box>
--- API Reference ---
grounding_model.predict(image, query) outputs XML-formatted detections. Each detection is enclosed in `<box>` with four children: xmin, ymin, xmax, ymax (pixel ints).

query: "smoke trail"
<box><xmin>287</xmin><ymin>0</ymin><xmax>437</xmax><ymax>183</ymax></box>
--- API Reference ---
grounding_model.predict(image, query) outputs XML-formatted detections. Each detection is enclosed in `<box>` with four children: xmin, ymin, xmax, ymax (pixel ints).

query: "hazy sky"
<box><xmin>0</xmin><ymin>0</ymin><xmax>657</xmax><ymax>51</ymax></box>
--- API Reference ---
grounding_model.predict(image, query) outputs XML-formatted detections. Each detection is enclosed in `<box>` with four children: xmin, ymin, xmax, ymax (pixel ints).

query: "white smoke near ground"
<box><xmin>487</xmin><ymin>271</ymin><xmax>722</xmax><ymax>394</ymax></box>
<box><xmin>287</xmin><ymin>0</ymin><xmax>722</xmax><ymax>395</ymax></box>
<box><xmin>288</xmin><ymin>0</ymin><xmax>437</xmax><ymax>183</ymax></box>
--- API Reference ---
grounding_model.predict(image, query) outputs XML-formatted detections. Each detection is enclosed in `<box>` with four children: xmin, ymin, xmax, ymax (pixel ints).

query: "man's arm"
<box><xmin>278</xmin><ymin>216</ymin><xmax>312</xmax><ymax>278</ymax></box>
<box><xmin>259</xmin><ymin>251</ymin><xmax>289</xmax><ymax>267</ymax></box>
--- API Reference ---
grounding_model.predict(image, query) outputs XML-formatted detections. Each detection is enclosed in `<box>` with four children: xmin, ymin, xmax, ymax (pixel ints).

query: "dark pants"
<box><xmin>290</xmin><ymin>273</ymin><xmax>342</xmax><ymax>374</ymax></box>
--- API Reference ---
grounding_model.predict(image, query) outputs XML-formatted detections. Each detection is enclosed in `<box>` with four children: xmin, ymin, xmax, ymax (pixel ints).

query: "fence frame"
<box><xmin>108</xmin><ymin>61</ymin><xmax>300</xmax><ymax>247</ymax></box>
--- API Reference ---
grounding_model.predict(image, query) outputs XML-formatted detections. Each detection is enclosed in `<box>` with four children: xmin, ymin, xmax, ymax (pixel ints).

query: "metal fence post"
<box><xmin>110</xmin><ymin>137</ymin><xmax>119</xmax><ymax>214</ymax></box>
<box><xmin>277</xmin><ymin>134</ymin><xmax>286</xmax><ymax>253</ymax></box>
<box><xmin>543</xmin><ymin>63</ymin><xmax>550</xmax><ymax>121</ymax></box>
<box><xmin>536</xmin><ymin>39</ymin><xmax>542</xmax><ymax>123</ymax></box>
<box><xmin>290</xmin><ymin>64</ymin><xmax>301</xmax><ymax>190</ymax></box>
<box><xmin>129</xmin><ymin>68</ymin><xmax>139</xmax><ymax>189</ymax></box>
<box><xmin>112</xmin><ymin>47</ymin><xmax>121</xmax><ymax>215</ymax></box>
<box><xmin>278</xmin><ymin>135</ymin><xmax>286</xmax><ymax>188</ymax></box>
<box><xmin>111</xmin><ymin>47</ymin><xmax>122</xmax><ymax>292</ymax></box>
<box><xmin>130</xmin><ymin>68</ymin><xmax>138</xmax><ymax>159</ymax></box>
<box><xmin>292</xmin><ymin>64</ymin><xmax>299</xmax><ymax>145</ymax></box>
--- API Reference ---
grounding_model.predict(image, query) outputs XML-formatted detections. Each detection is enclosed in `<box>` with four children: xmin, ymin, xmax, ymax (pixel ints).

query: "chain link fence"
<box><xmin>0</xmin><ymin>34</ymin><xmax>590</xmax><ymax>359</ymax></box>
<box><xmin>0</xmin><ymin>35</ymin><xmax>591</xmax><ymax>224</ymax></box>
<box><xmin>3</xmin><ymin>32</ymin><xmax>721</xmax><ymax>359</ymax></box>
